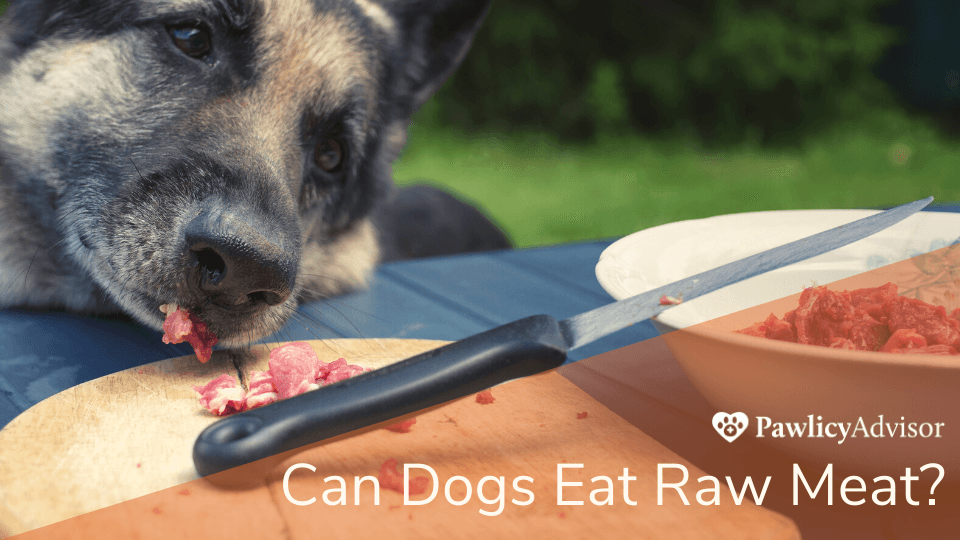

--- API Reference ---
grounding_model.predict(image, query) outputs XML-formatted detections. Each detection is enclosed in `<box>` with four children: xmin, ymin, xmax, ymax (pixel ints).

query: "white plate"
<box><xmin>596</xmin><ymin>209</ymin><xmax>960</xmax><ymax>330</ymax></box>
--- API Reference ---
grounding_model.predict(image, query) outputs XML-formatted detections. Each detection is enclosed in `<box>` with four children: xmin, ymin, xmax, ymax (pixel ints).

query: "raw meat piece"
<box><xmin>193</xmin><ymin>342</ymin><xmax>371</xmax><ymax>416</ymax></box>
<box><xmin>736</xmin><ymin>283</ymin><xmax>960</xmax><ymax>355</ymax></box>
<box><xmin>659</xmin><ymin>295</ymin><xmax>682</xmax><ymax>306</ymax></box>
<box><xmin>848</xmin><ymin>282</ymin><xmax>898</xmax><ymax>322</ymax></box>
<box><xmin>384</xmin><ymin>418</ymin><xmax>418</xmax><ymax>433</ymax></box>
<box><xmin>475</xmin><ymin>390</ymin><xmax>495</xmax><ymax>404</ymax></box>
<box><xmin>321</xmin><ymin>358</ymin><xmax>369</xmax><ymax>385</ymax></box>
<box><xmin>244</xmin><ymin>370</ymin><xmax>279</xmax><ymax>410</ymax></box>
<box><xmin>883</xmin><ymin>296</ymin><xmax>960</xmax><ymax>347</ymax></box>
<box><xmin>736</xmin><ymin>313</ymin><xmax>796</xmax><ymax>342</ymax></box>
<box><xmin>192</xmin><ymin>374</ymin><xmax>245</xmax><ymax>416</ymax></box>
<box><xmin>269</xmin><ymin>342</ymin><xmax>322</xmax><ymax>399</ymax></box>
<box><xmin>879</xmin><ymin>329</ymin><xmax>927</xmax><ymax>353</ymax></box>
<box><xmin>846</xmin><ymin>310</ymin><xmax>890</xmax><ymax>352</ymax></box>
<box><xmin>791</xmin><ymin>287</ymin><xmax>861</xmax><ymax>347</ymax></box>
<box><xmin>160</xmin><ymin>303</ymin><xmax>218</xmax><ymax>362</ymax></box>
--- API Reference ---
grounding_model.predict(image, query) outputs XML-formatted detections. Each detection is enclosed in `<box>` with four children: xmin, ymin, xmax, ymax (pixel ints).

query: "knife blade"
<box><xmin>193</xmin><ymin>197</ymin><xmax>933</xmax><ymax>477</ymax></box>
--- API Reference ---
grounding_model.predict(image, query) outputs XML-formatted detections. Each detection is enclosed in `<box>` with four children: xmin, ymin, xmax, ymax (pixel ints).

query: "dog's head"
<box><xmin>0</xmin><ymin>0</ymin><xmax>489</xmax><ymax>345</ymax></box>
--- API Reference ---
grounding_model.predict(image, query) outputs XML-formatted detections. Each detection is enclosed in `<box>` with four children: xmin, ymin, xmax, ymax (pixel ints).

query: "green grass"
<box><xmin>393</xmin><ymin>112</ymin><xmax>960</xmax><ymax>248</ymax></box>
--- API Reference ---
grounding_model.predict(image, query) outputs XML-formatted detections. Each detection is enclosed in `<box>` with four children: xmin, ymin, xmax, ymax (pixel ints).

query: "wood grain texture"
<box><xmin>0</xmin><ymin>339</ymin><xmax>445</xmax><ymax>534</ymax></box>
<box><xmin>0</xmin><ymin>340</ymin><xmax>800</xmax><ymax>539</ymax></box>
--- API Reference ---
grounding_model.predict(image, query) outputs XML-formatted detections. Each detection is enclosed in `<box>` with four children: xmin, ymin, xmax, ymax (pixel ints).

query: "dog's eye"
<box><xmin>315</xmin><ymin>138</ymin><xmax>343</xmax><ymax>172</ymax></box>
<box><xmin>168</xmin><ymin>25</ymin><xmax>212</xmax><ymax>58</ymax></box>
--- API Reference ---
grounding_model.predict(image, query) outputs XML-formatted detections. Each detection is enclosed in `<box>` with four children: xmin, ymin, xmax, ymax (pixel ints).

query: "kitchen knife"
<box><xmin>194</xmin><ymin>197</ymin><xmax>933</xmax><ymax>477</ymax></box>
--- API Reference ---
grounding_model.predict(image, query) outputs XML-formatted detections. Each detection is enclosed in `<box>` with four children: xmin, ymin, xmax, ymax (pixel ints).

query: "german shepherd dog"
<box><xmin>0</xmin><ymin>0</ymin><xmax>509</xmax><ymax>347</ymax></box>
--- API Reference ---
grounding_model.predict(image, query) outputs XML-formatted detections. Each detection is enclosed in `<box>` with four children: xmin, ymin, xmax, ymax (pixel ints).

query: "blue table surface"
<box><xmin>2</xmin><ymin>203</ymin><xmax>958</xmax><ymax>431</ymax></box>
<box><xmin>0</xmin><ymin>238</ymin><xmax>663</xmax><ymax>430</ymax></box>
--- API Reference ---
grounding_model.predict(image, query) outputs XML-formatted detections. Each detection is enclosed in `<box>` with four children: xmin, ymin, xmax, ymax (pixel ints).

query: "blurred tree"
<box><xmin>433</xmin><ymin>0</ymin><xmax>898</xmax><ymax>143</ymax></box>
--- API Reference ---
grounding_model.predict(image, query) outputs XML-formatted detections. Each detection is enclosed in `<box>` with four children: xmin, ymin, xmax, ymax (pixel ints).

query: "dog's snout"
<box><xmin>184</xmin><ymin>214</ymin><xmax>297</xmax><ymax>310</ymax></box>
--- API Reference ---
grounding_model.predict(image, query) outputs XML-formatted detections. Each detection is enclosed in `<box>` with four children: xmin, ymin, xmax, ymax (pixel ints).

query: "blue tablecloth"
<box><xmin>5</xmin><ymin>203</ymin><xmax>960</xmax><ymax>429</ymax></box>
<box><xmin>5</xmin><ymin>203</ymin><xmax>960</xmax><ymax>430</ymax></box>
<box><xmin>0</xmin><ymin>239</ymin><xmax>661</xmax><ymax>430</ymax></box>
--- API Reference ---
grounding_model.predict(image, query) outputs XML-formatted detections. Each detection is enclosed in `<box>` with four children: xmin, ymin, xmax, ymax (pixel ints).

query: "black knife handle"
<box><xmin>193</xmin><ymin>314</ymin><xmax>569</xmax><ymax>477</ymax></box>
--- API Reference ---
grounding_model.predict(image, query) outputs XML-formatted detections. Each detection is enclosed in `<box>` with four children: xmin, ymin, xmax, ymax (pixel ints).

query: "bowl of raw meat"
<box><xmin>596</xmin><ymin>209</ymin><xmax>960</xmax><ymax>475</ymax></box>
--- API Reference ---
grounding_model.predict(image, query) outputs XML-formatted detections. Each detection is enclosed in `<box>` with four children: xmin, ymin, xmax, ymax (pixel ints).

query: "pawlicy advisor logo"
<box><xmin>713</xmin><ymin>412</ymin><xmax>748</xmax><ymax>442</ymax></box>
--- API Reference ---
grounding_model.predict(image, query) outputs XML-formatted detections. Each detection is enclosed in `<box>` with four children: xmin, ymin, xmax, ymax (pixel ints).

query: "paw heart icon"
<box><xmin>712</xmin><ymin>412</ymin><xmax>748</xmax><ymax>442</ymax></box>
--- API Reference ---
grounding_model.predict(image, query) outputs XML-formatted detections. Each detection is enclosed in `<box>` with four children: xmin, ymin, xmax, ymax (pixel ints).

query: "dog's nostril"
<box><xmin>193</xmin><ymin>248</ymin><xmax>227</xmax><ymax>287</ymax></box>
<box><xmin>184</xmin><ymin>215</ymin><xmax>297</xmax><ymax>311</ymax></box>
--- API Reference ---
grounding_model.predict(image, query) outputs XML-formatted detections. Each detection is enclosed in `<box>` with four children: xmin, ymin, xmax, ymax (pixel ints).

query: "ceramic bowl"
<box><xmin>596</xmin><ymin>210</ymin><xmax>960</xmax><ymax>475</ymax></box>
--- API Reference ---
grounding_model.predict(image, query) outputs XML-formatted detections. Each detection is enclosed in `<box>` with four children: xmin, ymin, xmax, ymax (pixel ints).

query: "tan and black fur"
<box><xmin>0</xmin><ymin>0</ymin><xmax>509</xmax><ymax>346</ymax></box>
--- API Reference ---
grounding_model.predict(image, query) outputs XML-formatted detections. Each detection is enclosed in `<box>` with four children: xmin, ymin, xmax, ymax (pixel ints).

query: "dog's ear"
<box><xmin>386</xmin><ymin>0</ymin><xmax>492</xmax><ymax>117</ymax></box>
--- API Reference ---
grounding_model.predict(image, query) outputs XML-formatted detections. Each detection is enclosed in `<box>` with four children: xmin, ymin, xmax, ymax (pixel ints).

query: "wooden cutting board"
<box><xmin>0</xmin><ymin>339</ymin><xmax>800</xmax><ymax>539</ymax></box>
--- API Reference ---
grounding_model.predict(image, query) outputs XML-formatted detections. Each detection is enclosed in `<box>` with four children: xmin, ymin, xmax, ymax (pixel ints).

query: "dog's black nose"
<box><xmin>184</xmin><ymin>213</ymin><xmax>298</xmax><ymax>310</ymax></box>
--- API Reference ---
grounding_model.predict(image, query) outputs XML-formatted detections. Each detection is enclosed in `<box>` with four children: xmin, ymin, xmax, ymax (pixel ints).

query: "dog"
<box><xmin>0</xmin><ymin>0</ymin><xmax>510</xmax><ymax>347</ymax></box>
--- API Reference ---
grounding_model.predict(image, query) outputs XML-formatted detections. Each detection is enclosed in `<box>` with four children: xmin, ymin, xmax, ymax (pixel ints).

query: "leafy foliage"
<box><xmin>433</xmin><ymin>0</ymin><xmax>898</xmax><ymax>142</ymax></box>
